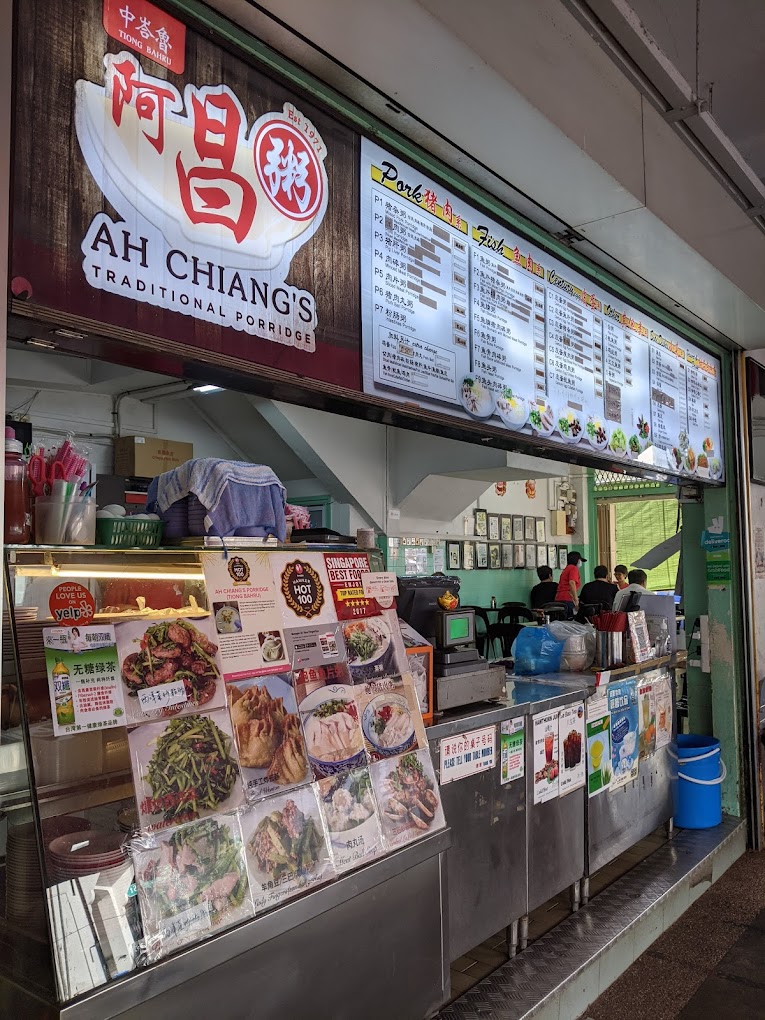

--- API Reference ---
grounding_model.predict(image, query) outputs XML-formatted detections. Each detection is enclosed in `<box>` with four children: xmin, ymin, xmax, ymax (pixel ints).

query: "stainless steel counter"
<box><xmin>6</xmin><ymin>828</ymin><xmax>451</xmax><ymax>1020</ymax></box>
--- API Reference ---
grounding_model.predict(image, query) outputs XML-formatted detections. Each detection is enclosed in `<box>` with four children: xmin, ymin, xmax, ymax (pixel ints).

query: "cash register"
<box><xmin>397</xmin><ymin>575</ymin><xmax>505</xmax><ymax>711</ymax></box>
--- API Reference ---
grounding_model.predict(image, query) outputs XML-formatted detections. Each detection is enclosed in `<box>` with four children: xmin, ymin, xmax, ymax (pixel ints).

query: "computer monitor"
<box><xmin>434</xmin><ymin>609</ymin><xmax>475</xmax><ymax>650</ymax></box>
<box><xmin>396</xmin><ymin>574</ymin><xmax>461</xmax><ymax>644</ymax></box>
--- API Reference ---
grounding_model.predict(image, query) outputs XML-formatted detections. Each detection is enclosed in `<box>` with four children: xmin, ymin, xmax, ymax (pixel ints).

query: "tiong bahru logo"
<box><xmin>74</xmin><ymin>52</ymin><xmax>329</xmax><ymax>350</ymax></box>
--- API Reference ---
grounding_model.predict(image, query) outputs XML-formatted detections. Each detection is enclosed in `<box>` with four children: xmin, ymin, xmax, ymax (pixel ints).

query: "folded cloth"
<box><xmin>146</xmin><ymin>460</ymin><xmax>287</xmax><ymax>541</ymax></box>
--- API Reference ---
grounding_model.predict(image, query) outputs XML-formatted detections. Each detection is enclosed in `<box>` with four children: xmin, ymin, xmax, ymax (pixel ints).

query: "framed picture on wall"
<box><xmin>558</xmin><ymin>547</ymin><xmax>568</xmax><ymax>570</ymax></box>
<box><xmin>488</xmin><ymin>543</ymin><xmax>501</xmax><ymax>569</ymax></box>
<box><xmin>500</xmin><ymin>516</ymin><xmax>513</xmax><ymax>542</ymax></box>
<box><xmin>524</xmin><ymin>517</ymin><xmax>535</xmax><ymax>542</ymax></box>
<box><xmin>502</xmin><ymin>544</ymin><xmax>514</xmax><ymax>569</ymax></box>
<box><xmin>535</xmin><ymin>518</ymin><xmax>546</xmax><ymax>543</ymax></box>
<box><xmin>525</xmin><ymin>544</ymin><xmax>537</xmax><ymax>569</ymax></box>
<box><xmin>476</xmin><ymin>542</ymin><xmax>489</xmax><ymax>569</ymax></box>
<box><xmin>462</xmin><ymin>542</ymin><xmax>475</xmax><ymax>570</ymax></box>
<box><xmin>488</xmin><ymin>514</ymin><xmax>500</xmax><ymax>541</ymax></box>
<box><xmin>514</xmin><ymin>544</ymin><xmax>526</xmax><ymax>569</ymax></box>
<box><xmin>548</xmin><ymin>544</ymin><xmax>557</xmax><ymax>568</ymax></box>
<box><xmin>537</xmin><ymin>545</ymin><xmax>548</xmax><ymax>568</ymax></box>
<box><xmin>447</xmin><ymin>542</ymin><xmax>462</xmax><ymax>571</ymax></box>
<box><xmin>512</xmin><ymin>516</ymin><xmax>524</xmax><ymax>542</ymax></box>
<box><xmin>474</xmin><ymin>509</ymin><xmax>488</xmax><ymax>537</ymax></box>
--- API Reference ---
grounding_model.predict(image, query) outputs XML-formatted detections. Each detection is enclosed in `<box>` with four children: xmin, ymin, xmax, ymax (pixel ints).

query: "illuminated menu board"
<box><xmin>361</xmin><ymin>139</ymin><xmax>724</xmax><ymax>481</ymax></box>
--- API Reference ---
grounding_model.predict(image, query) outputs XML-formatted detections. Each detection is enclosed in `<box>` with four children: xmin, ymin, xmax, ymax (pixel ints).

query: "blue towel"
<box><xmin>146</xmin><ymin>459</ymin><xmax>287</xmax><ymax>541</ymax></box>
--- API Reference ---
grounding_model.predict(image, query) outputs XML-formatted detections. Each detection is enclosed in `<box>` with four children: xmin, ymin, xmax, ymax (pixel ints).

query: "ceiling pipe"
<box><xmin>112</xmin><ymin>381</ymin><xmax>193</xmax><ymax>437</ymax></box>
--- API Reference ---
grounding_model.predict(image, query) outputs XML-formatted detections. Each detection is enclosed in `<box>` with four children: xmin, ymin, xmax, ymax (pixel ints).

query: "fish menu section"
<box><xmin>361</xmin><ymin>138</ymin><xmax>724</xmax><ymax>481</ymax></box>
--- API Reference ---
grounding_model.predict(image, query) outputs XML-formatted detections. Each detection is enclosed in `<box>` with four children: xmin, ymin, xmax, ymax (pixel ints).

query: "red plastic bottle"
<box><xmin>4</xmin><ymin>427</ymin><xmax>30</xmax><ymax>544</ymax></box>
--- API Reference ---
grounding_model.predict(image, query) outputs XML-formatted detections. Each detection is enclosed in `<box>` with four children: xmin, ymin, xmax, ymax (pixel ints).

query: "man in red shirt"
<box><xmin>555</xmin><ymin>551</ymin><xmax>587</xmax><ymax>617</ymax></box>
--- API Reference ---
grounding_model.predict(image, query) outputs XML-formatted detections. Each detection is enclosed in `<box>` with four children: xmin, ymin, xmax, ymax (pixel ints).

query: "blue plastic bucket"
<box><xmin>674</xmin><ymin>734</ymin><xmax>725</xmax><ymax>829</ymax></box>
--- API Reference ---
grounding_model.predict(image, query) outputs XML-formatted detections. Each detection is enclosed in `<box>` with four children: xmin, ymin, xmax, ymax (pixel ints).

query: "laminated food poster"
<box><xmin>371</xmin><ymin>748</ymin><xmax>445</xmax><ymax>849</ymax></box>
<box><xmin>43</xmin><ymin>625</ymin><xmax>125</xmax><ymax>736</ymax></box>
<box><xmin>299</xmin><ymin>683</ymin><xmax>367</xmax><ymax>779</ymax></box>
<box><xmin>317</xmin><ymin>766</ymin><xmax>384</xmax><ymax>873</ymax></box>
<box><xmin>558</xmin><ymin>702</ymin><xmax>586</xmax><ymax>796</ymax></box>
<box><xmin>342</xmin><ymin>609</ymin><xmax>408</xmax><ymax>683</ymax></box>
<box><xmin>532</xmin><ymin>710</ymin><xmax>560</xmax><ymax>804</ymax></box>
<box><xmin>654</xmin><ymin>672</ymin><xmax>673</xmax><ymax>749</ymax></box>
<box><xmin>129</xmin><ymin>708</ymin><xmax>245</xmax><ymax>832</ymax></box>
<box><xmin>114</xmin><ymin>617</ymin><xmax>226</xmax><ymax>726</ymax></box>
<box><xmin>241</xmin><ymin>784</ymin><xmax>332</xmax><ymax>916</ymax></box>
<box><xmin>354</xmin><ymin>673</ymin><xmax>428</xmax><ymax>763</ymax></box>
<box><xmin>608</xmin><ymin>679</ymin><xmax>639</xmax><ymax>789</ymax></box>
<box><xmin>133</xmin><ymin>813</ymin><xmax>252</xmax><ymax>963</ymax></box>
<box><xmin>201</xmin><ymin>552</ymin><xmax>289</xmax><ymax>680</ymax></box>
<box><xmin>586</xmin><ymin>695</ymin><xmax>612</xmax><ymax>797</ymax></box>
<box><xmin>293</xmin><ymin>662</ymin><xmax>353</xmax><ymax>705</ymax></box>
<box><xmin>226</xmin><ymin>673</ymin><xmax>311</xmax><ymax>802</ymax></box>
<box><xmin>638</xmin><ymin>678</ymin><xmax>657</xmax><ymax>759</ymax></box>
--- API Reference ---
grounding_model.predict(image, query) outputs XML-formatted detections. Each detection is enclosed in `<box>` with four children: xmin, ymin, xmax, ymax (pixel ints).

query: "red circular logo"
<box><xmin>49</xmin><ymin>583</ymin><xmax>96</xmax><ymax>626</ymax></box>
<box><xmin>254</xmin><ymin>120</ymin><xmax>324</xmax><ymax>221</ymax></box>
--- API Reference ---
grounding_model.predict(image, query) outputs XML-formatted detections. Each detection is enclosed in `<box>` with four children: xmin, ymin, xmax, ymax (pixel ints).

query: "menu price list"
<box><xmin>470</xmin><ymin>249</ymin><xmax>536</xmax><ymax>397</ymax></box>
<box><xmin>370</xmin><ymin>188</ymin><xmax>469</xmax><ymax>401</ymax></box>
<box><xmin>545</xmin><ymin>290</ymin><xmax>597</xmax><ymax>412</ymax></box>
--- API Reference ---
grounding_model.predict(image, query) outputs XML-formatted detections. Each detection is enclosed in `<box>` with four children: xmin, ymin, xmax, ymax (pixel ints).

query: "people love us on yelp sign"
<box><xmin>76</xmin><ymin>53</ymin><xmax>328</xmax><ymax>348</ymax></box>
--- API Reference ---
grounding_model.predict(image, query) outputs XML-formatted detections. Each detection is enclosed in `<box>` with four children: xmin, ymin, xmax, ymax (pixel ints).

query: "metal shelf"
<box><xmin>36</xmin><ymin>770</ymin><xmax>134</xmax><ymax>819</ymax></box>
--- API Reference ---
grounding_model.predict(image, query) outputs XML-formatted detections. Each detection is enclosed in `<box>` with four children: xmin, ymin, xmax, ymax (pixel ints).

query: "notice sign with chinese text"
<box><xmin>439</xmin><ymin>725</ymin><xmax>496</xmax><ymax>784</ymax></box>
<box><xmin>43</xmin><ymin>626</ymin><xmax>125</xmax><ymax>735</ymax></box>
<box><xmin>500</xmin><ymin>718</ymin><xmax>524</xmax><ymax>785</ymax></box>
<box><xmin>12</xmin><ymin>0</ymin><xmax>361</xmax><ymax>392</ymax></box>
<box><xmin>103</xmin><ymin>0</ymin><xmax>186</xmax><ymax>73</ymax></box>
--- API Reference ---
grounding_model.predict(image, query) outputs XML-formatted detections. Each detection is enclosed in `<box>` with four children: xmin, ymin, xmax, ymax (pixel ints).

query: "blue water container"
<box><xmin>674</xmin><ymin>734</ymin><xmax>724</xmax><ymax>829</ymax></box>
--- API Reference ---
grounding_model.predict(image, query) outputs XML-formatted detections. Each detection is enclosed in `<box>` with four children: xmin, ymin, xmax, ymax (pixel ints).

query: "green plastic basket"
<box><xmin>95</xmin><ymin>517</ymin><xmax>164</xmax><ymax>549</ymax></box>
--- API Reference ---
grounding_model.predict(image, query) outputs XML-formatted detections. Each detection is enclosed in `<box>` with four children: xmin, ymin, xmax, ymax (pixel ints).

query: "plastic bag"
<box><xmin>512</xmin><ymin>626</ymin><xmax>565</xmax><ymax>675</ymax></box>
<box><xmin>547</xmin><ymin>620</ymin><xmax>596</xmax><ymax>671</ymax></box>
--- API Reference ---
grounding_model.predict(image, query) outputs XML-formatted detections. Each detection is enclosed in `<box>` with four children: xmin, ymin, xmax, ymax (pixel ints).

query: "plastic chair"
<box><xmin>462</xmin><ymin>606</ymin><xmax>491</xmax><ymax>657</ymax></box>
<box><xmin>488</xmin><ymin>607</ymin><xmax>534</xmax><ymax>658</ymax></box>
<box><xmin>541</xmin><ymin>602</ymin><xmax>569</xmax><ymax>621</ymax></box>
<box><xmin>497</xmin><ymin>605</ymin><xmax>534</xmax><ymax>625</ymax></box>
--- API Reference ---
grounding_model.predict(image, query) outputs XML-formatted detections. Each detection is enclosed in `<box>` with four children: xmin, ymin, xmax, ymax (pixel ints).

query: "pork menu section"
<box><xmin>360</xmin><ymin>138</ymin><xmax>724</xmax><ymax>482</ymax></box>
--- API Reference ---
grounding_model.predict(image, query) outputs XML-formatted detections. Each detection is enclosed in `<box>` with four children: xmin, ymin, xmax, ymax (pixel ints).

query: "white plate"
<box><xmin>556</xmin><ymin>407</ymin><xmax>584</xmax><ymax>444</ymax></box>
<box><xmin>459</xmin><ymin>377</ymin><xmax>495</xmax><ymax>419</ymax></box>
<box><xmin>495</xmin><ymin>392</ymin><xmax>528</xmax><ymax>430</ymax></box>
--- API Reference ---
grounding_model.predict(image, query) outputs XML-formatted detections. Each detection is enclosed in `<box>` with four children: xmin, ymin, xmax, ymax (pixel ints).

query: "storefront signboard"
<box><xmin>12</xmin><ymin>0</ymin><xmax>360</xmax><ymax>390</ymax></box>
<box><xmin>361</xmin><ymin>138</ymin><xmax>725</xmax><ymax>483</ymax></box>
<box><xmin>439</xmin><ymin>725</ymin><xmax>496</xmax><ymax>784</ymax></box>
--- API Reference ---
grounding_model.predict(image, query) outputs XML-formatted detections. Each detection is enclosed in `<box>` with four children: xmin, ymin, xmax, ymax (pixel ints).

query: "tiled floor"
<box><xmin>447</xmin><ymin>826</ymin><xmax>669</xmax><ymax>1002</ymax></box>
<box><xmin>583</xmin><ymin>847</ymin><xmax>765</xmax><ymax>1020</ymax></box>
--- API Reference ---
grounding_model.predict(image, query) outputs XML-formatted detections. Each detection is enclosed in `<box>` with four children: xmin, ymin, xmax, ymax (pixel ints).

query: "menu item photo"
<box><xmin>116</xmin><ymin>617</ymin><xmax>226</xmax><ymax>725</ymax></box>
<box><xmin>227</xmin><ymin>675</ymin><xmax>310</xmax><ymax>801</ymax></box>
<box><xmin>241</xmin><ymin>785</ymin><xmax>332</xmax><ymax>916</ymax></box>
<box><xmin>130</xmin><ymin>709</ymin><xmax>244</xmax><ymax>832</ymax></box>
<box><xmin>133</xmin><ymin>813</ymin><xmax>252</xmax><ymax>962</ymax></box>
<box><xmin>300</xmin><ymin>684</ymin><xmax>367</xmax><ymax>778</ymax></box>
<box><xmin>318</xmin><ymin>767</ymin><xmax>383</xmax><ymax>874</ymax></box>
<box><xmin>355</xmin><ymin>673</ymin><xmax>427</xmax><ymax>762</ymax></box>
<box><xmin>371</xmin><ymin>749</ymin><xmax>445</xmax><ymax>848</ymax></box>
<box><xmin>342</xmin><ymin>609</ymin><xmax>407</xmax><ymax>682</ymax></box>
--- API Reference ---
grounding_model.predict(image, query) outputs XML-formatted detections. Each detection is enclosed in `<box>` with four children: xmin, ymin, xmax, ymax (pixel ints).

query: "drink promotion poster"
<box><xmin>638</xmin><ymin>679</ymin><xmax>657</xmax><ymax>760</ymax></box>
<box><xmin>43</xmin><ymin>625</ymin><xmax>125</xmax><ymax>735</ymax></box>
<box><xmin>202</xmin><ymin>552</ymin><xmax>289</xmax><ymax>680</ymax></box>
<box><xmin>608</xmin><ymin>679</ymin><xmax>639</xmax><ymax>790</ymax></box>
<box><xmin>532</xmin><ymin>709</ymin><xmax>559</xmax><ymax>804</ymax></box>
<box><xmin>500</xmin><ymin>717</ymin><xmax>525</xmax><ymax>785</ymax></box>
<box><xmin>586</xmin><ymin>695</ymin><xmax>612</xmax><ymax>798</ymax></box>
<box><xmin>558</xmin><ymin>702</ymin><xmax>586</xmax><ymax>796</ymax></box>
<box><xmin>654</xmin><ymin>673</ymin><xmax>673</xmax><ymax>750</ymax></box>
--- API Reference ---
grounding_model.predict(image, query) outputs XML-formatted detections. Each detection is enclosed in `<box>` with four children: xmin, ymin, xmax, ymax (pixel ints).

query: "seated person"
<box><xmin>614</xmin><ymin>564</ymin><xmax>629</xmax><ymax>590</ymax></box>
<box><xmin>530</xmin><ymin>565</ymin><xmax>558</xmax><ymax>610</ymax></box>
<box><xmin>613</xmin><ymin>569</ymin><xmax>649</xmax><ymax>611</ymax></box>
<box><xmin>579</xmin><ymin>565</ymin><xmax>618</xmax><ymax>610</ymax></box>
